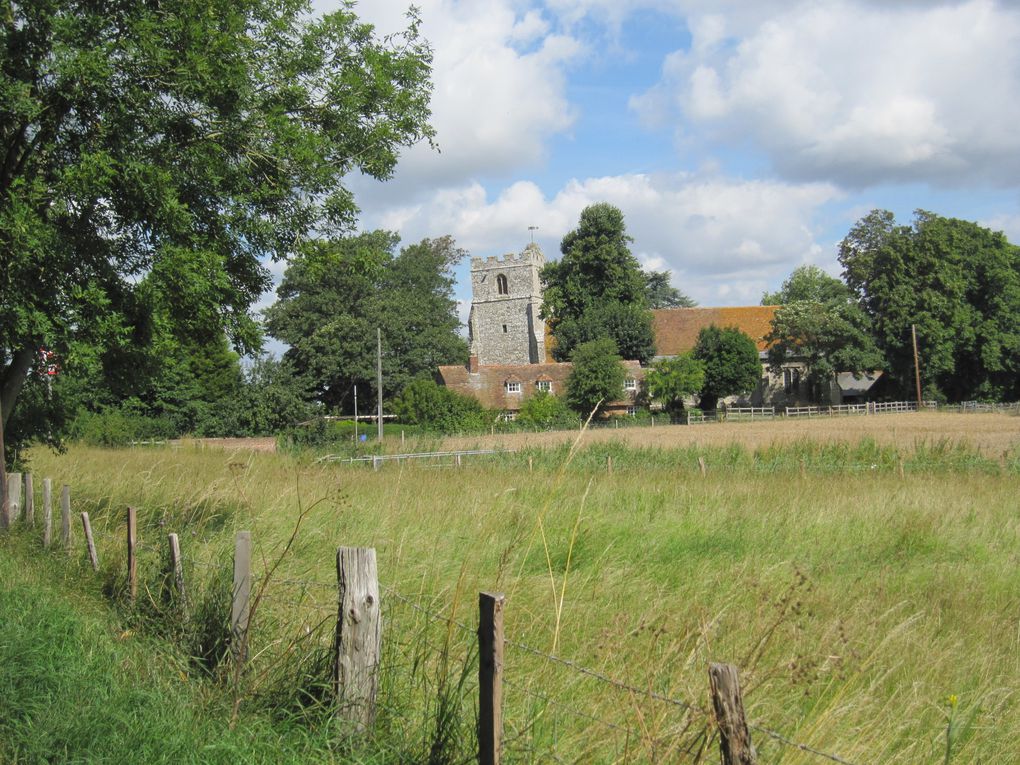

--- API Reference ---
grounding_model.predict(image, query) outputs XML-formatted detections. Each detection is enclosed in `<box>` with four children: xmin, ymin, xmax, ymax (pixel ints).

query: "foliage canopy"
<box><xmin>692</xmin><ymin>325</ymin><xmax>761</xmax><ymax>411</ymax></box>
<box><xmin>566</xmin><ymin>337</ymin><xmax>626</xmax><ymax>416</ymax></box>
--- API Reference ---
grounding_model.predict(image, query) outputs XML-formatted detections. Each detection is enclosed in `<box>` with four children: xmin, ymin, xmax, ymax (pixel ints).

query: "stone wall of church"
<box><xmin>468</xmin><ymin>244</ymin><xmax>546</xmax><ymax>365</ymax></box>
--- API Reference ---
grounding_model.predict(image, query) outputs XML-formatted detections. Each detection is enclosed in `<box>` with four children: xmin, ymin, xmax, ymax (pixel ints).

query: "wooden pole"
<box><xmin>528</xmin><ymin>456</ymin><xmax>533</xmax><ymax>473</ymax></box>
<box><xmin>231</xmin><ymin>531</ymin><xmax>252</xmax><ymax>665</ymax></box>
<box><xmin>23</xmin><ymin>473</ymin><xmax>33</xmax><ymax>526</ymax></box>
<box><xmin>607</xmin><ymin>455</ymin><xmax>613</xmax><ymax>475</ymax></box>
<box><xmin>81</xmin><ymin>512</ymin><xmax>99</xmax><ymax>571</ymax></box>
<box><xmin>7</xmin><ymin>473</ymin><xmax>21</xmax><ymax>522</ymax></box>
<box><xmin>698</xmin><ymin>457</ymin><xmax>707</xmax><ymax>477</ymax></box>
<box><xmin>42</xmin><ymin>478</ymin><xmax>52</xmax><ymax>547</ymax></box>
<box><xmin>334</xmin><ymin>546</ymin><xmax>381</xmax><ymax>731</ymax></box>
<box><xmin>60</xmin><ymin>485</ymin><xmax>71</xmax><ymax>547</ymax></box>
<box><xmin>376</xmin><ymin>328</ymin><xmax>384</xmax><ymax>442</ymax></box>
<box><xmin>168</xmin><ymin>532</ymin><xmax>186</xmax><ymax>616</ymax></box>
<box><xmin>478</xmin><ymin>591</ymin><xmax>506</xmax><ymax>765</ymax></box>
<box><xmin>911</xmin><ymin>324</ymin><xmax>923</xmax><ymax>409</ymax></box>
<box><xmin>709</xmin><ymin>662</ymin><xmax>756</xmax><ymax>765</ymax></box>
<box><xmin>126</xmin><ymin>507</ymin><xmax>137</xmax><ymax>603</ymax></box>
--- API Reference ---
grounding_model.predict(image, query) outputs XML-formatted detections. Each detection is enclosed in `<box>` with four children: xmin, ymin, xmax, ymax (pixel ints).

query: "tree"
<box><xmin>391</xmin><ymin>378</ymin><xmax>487</xmax><ymax>433</ymax></box>
<box><xmin>839</xmin><ymin>210</ymin><xmax>1020</xmax><ymax>401</ymax></box>
<box><xmin>0</xmin><ymin>0</ymin><xmax>435</xmax><ymax>451</ymax></box>
<box><xmin>541</xmin><ymin>204</ymin><xmax>655</xmax><ymax>363</ymax></box>
<box><xmin>644</xmin><ymin>354</ymin><xmax>705</xmax><ymax>419</ymax></box>
<box><xmin>645</xmin><ymin>270</ymin><xmax>697</xmax><ymax>308</ymax></box>
<box><xmin>566</xmin><ymin>338</ymin><xmax>626</xmax><ymax>416</ymax></box>
<box><xmin>765</xmin><ymin>301</ymin><xmax>884</xmax><ymax>401</ymax></box>
<box><xmin>692</xmin><ymin>326</ymin><xmax>761</xmax><ymax>411</ymax></box>
<box><xmin>761</xmin><ymin>265</ymin><xmax>851</xmax><ymax>305</ymax></box>
<box><xmin>516</xmin><ymin>390</ymin><xmax>575</xmax><ymax>429</ymax></box>
<box><xmin>265</xmin><ymin>234</ymin><xmax>468</xmax><ymax>411</ymax></box>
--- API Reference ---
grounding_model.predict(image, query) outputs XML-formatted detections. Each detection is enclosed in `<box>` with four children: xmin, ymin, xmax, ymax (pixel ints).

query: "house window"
<box><xmin>624</xmin><ymin>378</ymin><xmax>637</xmax><ymax>391</ymax></box>
<box><xmin>505</xmin><ymin>381</ymin><xmax>521</xmax><ymax>394</ymax></box>
<box><xmin>496</xmin><ymin>273</ymin><xmax>508</xmax><ymax>295</ymax></box>
<box><xmin>783</xmin><ymin>368</ymin><xmax>800</xmax><ymax>395</ymax></box>
<box><xmin>536</xmin><ymin>380</ymin><xmax>552</xmax><ymax>392</ymax></box>
<box><xmin>627</xmin><ymin>406</ymin><xmax>637</xmax><ymax>416</ymax></box>
<box><xmin>501</xmin><ymin>411</ymin><xmax>516</xmax><ymax>422</ymax></box>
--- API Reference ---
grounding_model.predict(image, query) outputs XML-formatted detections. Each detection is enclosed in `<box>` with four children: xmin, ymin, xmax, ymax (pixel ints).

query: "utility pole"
<box><xmin>353</xmin><ymin>385</ymin><xmax>358</xmax><ymax>441</ymax></box>
<box><xmin>911</xmin><ymin>324</ymin><xmax>923</xmax><ymax>409</ymax></box>
<box><xmin>376</xmin><ymin>328</ymin><xmax>384</xmax><ymax>441</ymax></box>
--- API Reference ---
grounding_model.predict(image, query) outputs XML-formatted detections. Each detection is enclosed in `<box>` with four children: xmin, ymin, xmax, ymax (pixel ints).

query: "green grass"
<box><xmin>16</xmin><ymin>435</ymin><xmax>1020</xmax><ymax>763</ymax></box>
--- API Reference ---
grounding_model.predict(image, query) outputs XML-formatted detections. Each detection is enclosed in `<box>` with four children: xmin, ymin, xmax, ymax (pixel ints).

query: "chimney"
<box><xmin>468</xmin><ymin>355</ymin><xmax>479</xmax><ymax>373</ymax></box>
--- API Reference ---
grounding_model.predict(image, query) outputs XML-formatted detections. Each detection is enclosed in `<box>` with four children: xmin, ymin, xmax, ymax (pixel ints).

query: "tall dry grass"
<box><xmin>25</xmin><ymin>429</ymin><xmax>1020</xmax><ymax>763</ymax></box>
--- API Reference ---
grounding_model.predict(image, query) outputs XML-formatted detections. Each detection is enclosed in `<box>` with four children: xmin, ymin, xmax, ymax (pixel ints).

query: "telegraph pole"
<box><xmin>376</xmin><ymin>328</ymin><xmax>384</xmax><ymax>441</ymax></box>
<box><xmin>911</xmin><ymin>324</ymin><xmax>923</xmax><ymax>409</ymax></box>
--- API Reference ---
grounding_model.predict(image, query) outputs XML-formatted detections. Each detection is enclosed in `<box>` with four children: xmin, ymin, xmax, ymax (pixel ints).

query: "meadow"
<box><xmin>15</xmin><ymin>412</ymin><xmax>1020</xmax><ymax>764</ymax></box>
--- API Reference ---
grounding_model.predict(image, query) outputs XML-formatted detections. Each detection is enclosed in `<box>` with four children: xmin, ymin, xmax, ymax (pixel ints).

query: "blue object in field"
<box><xmin>359</xmin><ymin>434</ymin><xmax>367</xmax><ymax>442</ymax></box>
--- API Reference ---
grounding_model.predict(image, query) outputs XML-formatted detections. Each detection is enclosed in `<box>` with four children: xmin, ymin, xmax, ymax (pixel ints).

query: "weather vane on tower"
<box><xmin>528</xmin><ymin>225</ymin><xmax>539</xmax><ymax>243</ymax></box>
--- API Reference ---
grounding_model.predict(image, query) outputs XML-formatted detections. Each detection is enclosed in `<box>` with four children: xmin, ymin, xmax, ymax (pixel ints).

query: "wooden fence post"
<box><xmin>126</xmin><ymin>507</ymin><xmax>137</xmax><ymax>603</ymax></box>
<box><xmin>168</xmin><ymin>532</ymin><xmax>186</xmax><ymax>616</ymax></box>
<box><xmin>23</xmin><ymin>473</ymin><xmax>33</xmax><ymax>526</ymax></box>
<box><xmin>42</xmin><ymin>479</ymin><xmax>52</xmax><ymax>547</ymax></box>
<box><xmin>60</xmin><ymin>485</ymin><xmax>71</xmax><ymax>547</ymax></box>
<box><xmin>372</xmin><ymin>456</ymin><xmax>380</xmax><ymax>472</ymax></box>
<box><xmin>607</xmin><ymin>455</ymin><xmax>613</xmax><ymax>475</ymax></box>
<box><xmin>0</xmin><ymin>473</ymin><xmax>9</xmax><ymax>531</ymax></box>
<box><xmin>334</xmin><ymin>546</ymin><xmax>381</xmax><ymax>731</ymax></box>
<box><xmin>698</xmin><ymin>457</ymin><xmax>707</xmax><ymax>477</ymax></box>
<box><xmin>231</xmin><ymin>531</ymin><xmax>252</xmax><ymax>665</ymax></box>
<box><xmin>478</xmin><ymin>591</ymin><xmax>505</xmax><ymax>765</ymax></box>
<box><xmin>81</xmin><ymin>512</ymin><xmax>99</xmax><ymax>571</ymax></box>
<box><xmin>8</xmin><ymin>473</ymin><xmax>21</xmax><ymax>522</ymax></box>
<box><xmin>708</xmin><ymin>662</ymin><xmax>756</xmax><ymax>765</ymax></box>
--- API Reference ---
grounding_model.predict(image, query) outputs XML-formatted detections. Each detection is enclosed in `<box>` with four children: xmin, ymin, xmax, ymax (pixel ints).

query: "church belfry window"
<box><xmin>496</xmin><ymin>273</ymin><xmax>508</xmax><ymax>295</ymax></box>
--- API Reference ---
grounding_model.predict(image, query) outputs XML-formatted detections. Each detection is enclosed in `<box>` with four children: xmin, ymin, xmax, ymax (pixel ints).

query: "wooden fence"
<box><xmin>2</xmin><ymin>469</ymin><xmax>865</xmax><ymax>765</ymax></box>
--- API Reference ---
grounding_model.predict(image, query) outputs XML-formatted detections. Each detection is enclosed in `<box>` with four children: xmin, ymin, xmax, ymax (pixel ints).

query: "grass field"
<box><xmin>15</xmin><ymin>411</ymin><xmax>1020</xmax><ymax>763</ymax></box>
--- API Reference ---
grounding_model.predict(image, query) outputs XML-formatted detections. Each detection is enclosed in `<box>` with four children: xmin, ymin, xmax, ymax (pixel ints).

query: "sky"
<box><xmin>298</xmin><ymin>0</ymin><xmax>1020</xmax><ymax>327</ymax></box>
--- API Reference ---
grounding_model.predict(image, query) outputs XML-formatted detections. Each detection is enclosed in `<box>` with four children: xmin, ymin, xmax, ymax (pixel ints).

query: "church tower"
<box><xmin>468</xmin><ymin>243</ymin><xmax>546</xmax><ymax>365</ymax></box>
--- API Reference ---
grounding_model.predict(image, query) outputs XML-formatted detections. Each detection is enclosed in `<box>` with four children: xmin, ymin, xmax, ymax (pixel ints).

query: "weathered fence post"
<box><xmin>456</xmin><ymin>453</ymin><xmax>462</xmax><ymax>468</ymax></box>
<box><xmin>60</xmin><ymin>485</ymin><xmax>71</xmax><ymax>547</ymax></box>
<box><xmin>23</xmin><ymin>473</ymin><xmax>33</xmax><ymax>526</ymax></box>
<box><xmin>8</xmin><ymin>473</ymin><xmax>21</xmax><ymax>522</ymax></box>
<box><xmin>372</xmin><ymin>456</ymin><xmax>380</xmax><ymax>472</ymax></box>
<box><xmin>478</xmin><ymin>591</ymin><xmax>505</xmax><ymax>765</ymax></box>
<box><xmin>42</xmin><ymin>479</ymin><xmax>52</xmax><ymax>547</ymax></box>
<box><xmin>709</xmin><ymin>662</ymin><xmax>756</xmax><ymax>765</ymax></box>
<box><xmin>81</xmin><ymin>512</ymin><xmax>99</xmax><ymax>571</ymax></box>
<box><xmin>126</xmin><ymin>507</ymin><xmax>137</xmax><ymax>603</ymax></box>
<box><xmin>698</xmin><ymin>457</ymin><xmax>707</xmax><ymax>477</ymax></box>
<box><xmin>528</xmin><ymin>456</ymin><xmax>533</xmax><ymax>473</ymax></box>
<box><xmin>334</xmin><ymin>546</ymin><xmax>381</xmax><ymax>731</ymax></box>
<box><xmin>231</xmin><ymin>531</ymin><xmax>252</xmax><ymax>665</ymax></box>
<box><xmin>607</xmin><ymin>455</ymin><xmax>613</xmax><ymax>475</ymax></box>
<box><xmin>168</xmin><ymin>532</ymin><xmax>186</xmax><ymax>616</ymax></box>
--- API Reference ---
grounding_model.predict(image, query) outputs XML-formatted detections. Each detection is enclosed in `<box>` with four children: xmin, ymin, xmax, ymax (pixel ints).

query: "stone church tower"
<box><xmin>468</xmin><ymin>243</ymin><xmax>547</xmax><ymax>366</ymax></box>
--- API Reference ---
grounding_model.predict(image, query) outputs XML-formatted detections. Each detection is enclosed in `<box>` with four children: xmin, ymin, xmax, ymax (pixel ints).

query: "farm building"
<box><xmin>437</xmin><ymin>243</ymin><xmax>875</xmax><ymax>415</ymax></box>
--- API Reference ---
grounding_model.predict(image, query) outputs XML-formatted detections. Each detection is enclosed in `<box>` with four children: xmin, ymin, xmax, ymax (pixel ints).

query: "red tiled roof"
<box><xmin>437</xmin><ymin>360</ymin><xmax>643</xmax><ymax>411</ymax></box>
<box><xmin>652</xmin><ymin>306</ymin><xmax>778</xmax><ymax>355</ymax></box>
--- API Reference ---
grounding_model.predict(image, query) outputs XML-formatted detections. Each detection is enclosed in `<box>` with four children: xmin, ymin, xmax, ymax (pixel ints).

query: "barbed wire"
<box><xmin>749</xmin><ymin>722</ymin><xmax>861</xmax><ymax>765</ymax></box>
<box><xmin>502</xmin><ymin>676</ymin><xmax>640</xmax><ymax>738</ymax></box>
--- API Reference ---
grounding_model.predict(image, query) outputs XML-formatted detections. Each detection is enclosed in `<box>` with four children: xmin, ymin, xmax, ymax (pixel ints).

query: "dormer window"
<box><xmin>536</xmin><ymin>380</ymin><xmax>552</xmax><ymax>392</ymax></box>
<box><xmin>505</xmin><ymin>380</ymin><xmax>521</xmax><ymax>394</ymax></box>
<box><xmin>624</xmin><ymin>378</ymin><xmax>637</xmax><ymax>391</ymax></box>
<box><xmin>496</xmin><ymin>273</ymin><xmax>508</xmax><ymax>295</ymax></box>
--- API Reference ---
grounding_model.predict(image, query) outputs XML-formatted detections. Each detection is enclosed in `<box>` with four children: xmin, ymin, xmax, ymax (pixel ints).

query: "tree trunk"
<box><xmin>1</xmin><ymin>345</ymin><xmax>35</xmax><ymax>431</ymax></box>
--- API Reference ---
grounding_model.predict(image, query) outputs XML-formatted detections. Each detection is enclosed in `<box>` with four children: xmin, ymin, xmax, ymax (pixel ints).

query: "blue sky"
<box><xmin>297</xmin><ymin>0</ymin><xmax>1020</xmax><ymax>324</ymax></box>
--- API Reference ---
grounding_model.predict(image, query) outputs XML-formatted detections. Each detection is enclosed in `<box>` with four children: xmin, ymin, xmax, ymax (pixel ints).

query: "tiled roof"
<box><xmin>437</xmin><ymin>360</ymin><xmax>643</xmax><ymax>411</ymax></box>
<box><xmin>652</xmin><ymin>306</ymin><xmax>779</xmax><ymax>355</ymax></box>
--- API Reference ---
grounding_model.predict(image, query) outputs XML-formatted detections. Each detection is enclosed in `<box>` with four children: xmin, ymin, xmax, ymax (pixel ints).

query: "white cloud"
<box><xmin>358</xmin><ymin>170</ymin><xmax>843</xmax><ymax>306</ymax></box>
<box><xmin>633</xmin><ymin>0</ymin><xmax>1020</xmax><ymax>188</ymax></box>
<box><xmin>334</xmin><ymin>0</ymin><xmax>580</xmax><ymax>198</ymax></box>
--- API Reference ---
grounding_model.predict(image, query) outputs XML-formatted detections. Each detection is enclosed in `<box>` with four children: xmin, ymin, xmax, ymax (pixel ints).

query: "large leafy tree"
<box><xmin>265</xmin><ymin>233</ymin><xmax>468</xmax><ymax>411</ymax></box>
<box><xmin>765</xmin><ymin>301</ymin><xmax>884</xmax><ymax>402</ymax></box>
<box><xmin>839</xmin><ymin>210</ymin><xmax>1020</xmax><ymax>401</ymax></box>
<box><xmin>761</xmin><ymin>265</ymin><xmax>851</xmax><ymax>305</ymax></box>
<box><xmin>541</xmin><ymin>204</ymin><xmax>655</xmax><ymax>363</ymax></box>
<box><xmin>566</xmin><ymin>337</ymin><xmax>626</xmax><ymax>416</ymax></box>
<box><xmin>644</xmin><ymin>354</ymin><xmax>705</xmax><ymax>419</ymax></box>
<box><xmin>645</xmin><ymin>270</ymin><xmax>697</xmax><ymax>309</ymax></box>
<box><xmin>0</xmin><ymin>0</ymin><xmax>434</xmax><ymax>449</ymax></box>
<box><xmin>692</xmin><ymin>325</ymin><xmax>761</xmax><ymax>411</ymax></box>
